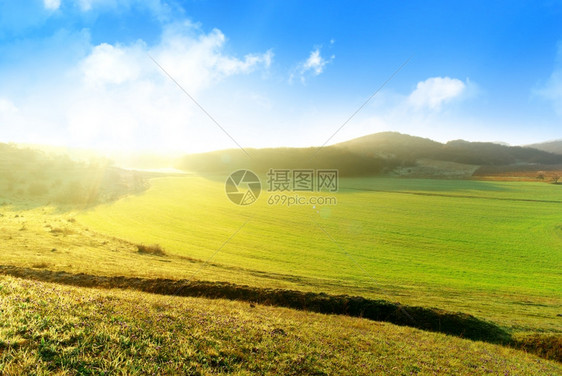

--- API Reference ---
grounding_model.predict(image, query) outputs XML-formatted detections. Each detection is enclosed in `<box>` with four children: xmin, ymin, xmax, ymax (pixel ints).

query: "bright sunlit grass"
<box><xmin>69</xmin><ymin>175</ymin><xmax>562</xmax><ymax>332</ymax></box>
<box><xmin>1</xmin><ymin>275</ymin><xmax>560</xmax><ymax>375</ymax></box>
<box><xmin>1</xmin><ymin>174</ymin><xmax>561</xmax><ymax>364</ymax></box>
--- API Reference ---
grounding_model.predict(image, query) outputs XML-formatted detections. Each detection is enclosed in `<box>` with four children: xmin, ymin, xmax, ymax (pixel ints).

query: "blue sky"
<box><xmin>1</xmin><ymin>0</ymin><xmax>562</xmax><ymax>153</ymax></box>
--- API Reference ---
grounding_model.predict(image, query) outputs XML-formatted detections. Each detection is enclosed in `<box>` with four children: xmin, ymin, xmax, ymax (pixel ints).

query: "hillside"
<box><xmin>334</xmin><ymin>132</ymin><xmax>562</xmax><ymax>165</ymax></box>
<box><xmin>177</xmin><ymin>146</ymin><xmax>392</xmax><ymax>177</ymax></box>
<box><xmin>177</xmin><ymin>132</ymin><xmax>562</xmax><ymax>176</ymax></box>
<box><xmin>0</xmin><ymin>143</ymin><xmax>149</xmax><ymax>206</ymax></box>
<box><xmin>1</xmin><ymin>275</ymin><xmax>560</xmax><ymax>375</ymax></box>
<box><xmin>527</xmin><ymin>140</ymin><xmax>562</xmax><ymax>155</ymax></box>
<box><xmin>333</xmin><ymin>132</ymin><xmax>442</xmax><ymax>162</ymax></box>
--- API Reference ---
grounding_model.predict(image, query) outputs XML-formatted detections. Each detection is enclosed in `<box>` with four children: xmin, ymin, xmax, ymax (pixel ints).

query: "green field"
<box><xmin>2</xmin><ymin>172</ymin><xmax>562</xmax><ymax>372</ymax></box>
<box><xmin>65</xmin><ymin>175</ymin><xmax>561</xmax><ymax>333</ymax></box>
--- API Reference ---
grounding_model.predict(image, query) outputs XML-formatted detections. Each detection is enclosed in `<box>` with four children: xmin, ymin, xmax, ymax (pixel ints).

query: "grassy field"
<box><xmin>1</xmin><ymin>176</ymin><xmax>560</xmax><ymax>331</ymax></box>
<box><xmin>66</xmin><ymin>176</ymin><xmax>560</xmax><ymax>332</ymax></box>
<box><xmin>1</xmin><ymin>275</ymin><xmax>560</xmax><ymax>375</ymax></box>
<box><xmin>1</xmin><ymin>174</ymin><xmax>561</xmax><ymax>370</ymax></box>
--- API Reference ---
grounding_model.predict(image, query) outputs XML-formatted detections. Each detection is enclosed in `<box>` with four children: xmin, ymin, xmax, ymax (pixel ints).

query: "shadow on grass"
<box><xmin>0</xmin><ymin>265</ymin><xmax>559</xmax><ymax>362</ymax></box>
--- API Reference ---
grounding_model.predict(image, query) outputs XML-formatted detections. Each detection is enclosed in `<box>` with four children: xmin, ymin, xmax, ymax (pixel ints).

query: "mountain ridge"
<box><xmin>177</xmin><ymin>132</ymin><xmax>562</xmax><ymax>176</ymax></box>
<box><xmin>526</xmin><ymin>140</ymin><xmax>562</xmax><ymax>155</ymax></box>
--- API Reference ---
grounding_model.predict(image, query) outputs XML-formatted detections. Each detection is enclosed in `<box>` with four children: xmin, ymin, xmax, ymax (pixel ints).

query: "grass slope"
<box><xmin>1</xmin><ymin>275</ymin><xmax>560</xmax><ymax>375</ymax></box>
<box><xmin>0</xmin><ymin>265</ymin><xmax>514</xmax><ymax>345</ymax></box>
<box><xmin>1</xmin><ymin>176</ymin><xmax>561</xmax><ymax>365</ymax></box>
<box><xmin>71</xmin><ymin>176</ymin><xmax>562</xmax><ymax>333</ymax></box>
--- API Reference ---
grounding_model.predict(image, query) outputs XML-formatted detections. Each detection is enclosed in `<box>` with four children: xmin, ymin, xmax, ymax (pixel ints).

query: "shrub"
<box><xmin>31</xmin><ymin>262</ymin><xmax>50</xmax><ymax>269</ymax></box>
<box><xmin>50</xmin><ymin>227</ymin><xmax>75</xmax><ymax>236</ymax></box>
<box><xmin>512</xmin><ymin>333</ymin><xmax>562</xmax><ymax>362</ymax></box>
<box><xmin>137</xmin><ymin>244</ymin><xmax>166</xmax><ymax>256</ymax></box>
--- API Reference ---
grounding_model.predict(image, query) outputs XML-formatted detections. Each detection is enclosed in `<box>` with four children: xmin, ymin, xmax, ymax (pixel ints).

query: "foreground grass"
<box><xmin>0</xmin><ymin>275</ymin><xmax>560</xmax><ymax>375</ymax></box>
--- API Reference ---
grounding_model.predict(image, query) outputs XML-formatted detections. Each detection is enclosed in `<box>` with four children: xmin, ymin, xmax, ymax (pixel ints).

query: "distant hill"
<box><xmin>177</xmin><ymin>147</ymin><xmax>392</xmax><ymax>177</ymax></box>
<box><xmin>335</xmin><ymin>132</ymin><xmax>562</xmax><ymax>165</ymax></box>
<box><xmin>178</xmin><ymin>132</ymin><xmax>562</xmax><ymax>177</ymax></box>
<box><xmin>333</xmin><ymin>132</ymin><xmax>442</xmax><ymax>163</ymax></box>
<box><xmin>526</xmin><ymin>140</ymin><xmax>562</xmax><ymax>155</ymax></box>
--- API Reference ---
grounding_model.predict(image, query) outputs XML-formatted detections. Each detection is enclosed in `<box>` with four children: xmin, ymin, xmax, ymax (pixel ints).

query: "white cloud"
<box><xmin>69</xmin><ymin>23</ymin><xmax>272</xmax><ymax>150</ymax></box>
<box><xmin>536</xmin><ymin>43</ymin><xmax>562</xmax><ymax>116</ymax></box>
<box><xmin>0</xmin><ymin>98</ymin><xmax>25</xmax><ymax>143</ymax></box>
<box><xmin>76</xmin><ymin>0</ymin><xmax>130</xmax><ymax>11</ymax></box>
<box><xmin>77</xmin><ymin>0</ymin><xmax>104</xmax><ymax>11</ymax></box>
<box><xmin>322</xmin><ymin>75</ymin><xmax>478</xmax><ymax>146</ymax></box>
<box><xmin>0</xmin><ymin>98</ymin><xmax>18</xmax><ymax>114</ymax></box>
<box><xmin>408</xmin><ymin>76</ymin><xmax>466</xmax><ymax>110</ymax></box>
<box><xmin>538</xmin><ymin>71</ymin><xmax>562</xmax><ymax>116</ymax></box>
<box><xmin>303</xmin><ymin>49</ymin><xmax>327</xmax><ymax>75</ymax></box>
<box><xmin>73</xmin><ymin>0</ymin><xmax>171</xmax><ymax>20</ymax></box>
<box><xmin>0</xmin><ymin>22</ymin><xmax>273</xmax><ymax>152</ymax></box>
<box><xmin>81</xmin><ymin>42</ymin><xmax>144</xmax><ymax>86</ymax></box>
<box><xmin>292</xmin><ymin>47</ymin><xmax>334</xmax><ymax>84</ymax></box>
<box><xmin>43</xmin><ymin>0</ymin><xmax>61</xmax><ymax>11</ymax></box>
<box><xmin>152</xmin><ymin>24</ymin><xmax>273</xmax><ymax>92</ymax></box>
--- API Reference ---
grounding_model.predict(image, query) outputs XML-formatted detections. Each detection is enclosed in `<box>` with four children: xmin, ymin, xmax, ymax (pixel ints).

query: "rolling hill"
<box><xmin>527</xmin><ymin>140</ymin><xmax>562</xmax><ymax>155</ymax></box>
<box><xmin>177</xmin><ymin>132</ymin><xmax>562</xmax><ymax>176</ymax></box>
<box><xmin>0</xmin><ymin>143</ymin><xmax>150</xmax><ymax>206</ymax></box>
<box><xmin>336</xmin><ymin>132</ymin><xmax>562</xmax><ymax>165</ymax></box>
